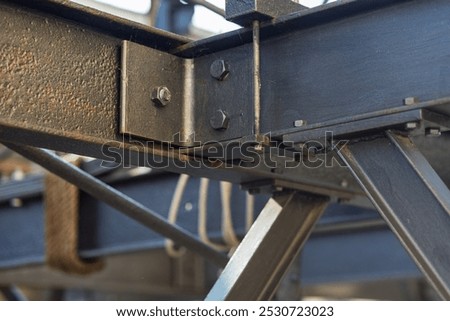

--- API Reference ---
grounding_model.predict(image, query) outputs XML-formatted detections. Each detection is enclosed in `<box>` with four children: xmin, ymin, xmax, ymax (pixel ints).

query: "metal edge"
<box><xmin>3</xmin><ymin>0</ymin><xmax>191</xmax><ymax>51</ymax></box>
<box><xmin>173</xmin><ymin>0</ymin><xmax>410</xmax><ymax>57</ymax></box>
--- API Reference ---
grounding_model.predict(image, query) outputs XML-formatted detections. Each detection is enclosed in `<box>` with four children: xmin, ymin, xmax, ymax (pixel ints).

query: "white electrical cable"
<box><xmin>220</xmin><ymin>181</ymin><xmax>240</xmax><ymax>247</ymax></box>
<box><xmin>245</xmin><ymin>191</ymin><xmax>255</xmax><ymax>232</ymax></box>
<box><xmin>166</xmin><ymin>176</ymin><xmax>245</xmax><ymax>256</ymax></box>
<box><xmin>198</xmin><ymin>178</ymin><xmax>228</xmax><ymax>252</ymax></box>
<box><xmin>164</xmin><ymin>174</ymin><xmax>189</xmax><ymax>258</ymax></box>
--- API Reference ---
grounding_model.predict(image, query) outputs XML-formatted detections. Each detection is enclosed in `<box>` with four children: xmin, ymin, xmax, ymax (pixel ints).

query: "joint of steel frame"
<box><xmin>225</xmin><ymin>0</ymin><xmax>306</xmax><ymax>26</ymax></box>
<box><xmin>120</xmin><ymin>40</ymin><xmax>256</xmax><ymax>147</ymax></box>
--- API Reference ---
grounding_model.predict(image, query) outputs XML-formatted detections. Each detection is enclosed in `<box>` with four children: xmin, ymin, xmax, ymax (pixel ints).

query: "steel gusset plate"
<box><xmin>121</xmin><ymin>41</ymin><xmax>254</xmax><ymax>147</ymax></box>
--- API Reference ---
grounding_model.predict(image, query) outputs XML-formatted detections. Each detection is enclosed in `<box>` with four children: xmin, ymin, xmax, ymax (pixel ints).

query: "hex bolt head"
<box><xmin>151</xmin><ymin>86</ymin><xmax>172</xmax><ymax>107</ymax></box>
<box><xmin>254</xmin><ymin>144</ymin><xmax>264</xmax><ymax>153</ymax></box>
<box><xmin>403</xmin><ymin>97</ymin><xmax>419</xmax><ymax>106</ymax></box>
<box><xmin>425</xmin><ymin>127</ymin><xmax>441</xmax><ymax>137</ymax></box>
<box><xmin>210</xmin><ymin>60</ymin><xmax>230</xmax><ymax>81</ymax></box>
<box><xmin>210</xmin><ymin>109</ymin><xmax>230</xmax><ymax>130</ymax></box>
<box><xmin>405</xmin><ymin>122</ymin><xmax>418</xmax><ymax>130</ymax></box>
<box><xmin>294</xmin><ymin>119</ymin><xmax>306</xmax><ymax>127</ymax></box>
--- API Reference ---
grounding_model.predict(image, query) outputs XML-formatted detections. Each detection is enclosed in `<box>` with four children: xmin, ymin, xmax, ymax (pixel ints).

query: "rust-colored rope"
<box><xmin>44</xmin><ymin>158</ymin><xmax>103</xmax><ymax>275</ymax></box>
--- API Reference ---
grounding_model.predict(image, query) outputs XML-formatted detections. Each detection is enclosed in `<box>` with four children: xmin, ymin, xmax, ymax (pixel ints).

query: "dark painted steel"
<box><xmin>120</xmin><ymin>41</ymin><xmax>186</xmax><ymax>144</ymax></box>
<box><xmin>0</xmin><ymin>171</ymin><xmax>263</xmax><ymax>268</ymax></box>
<box><xmin>2</xmin><ymin>0</ymin><xmax>450</xmax><ymax>200</ymax></box>
<box><xmin>206</xmin><ymin>192</ymin><xmax>329</xmax><ymax>300</ymax></box>
<box><xmin>174</xmin><ymin>0</ymin><xmax>411</xmax><ymax>57</ymax></box>
<box><xmin>3</xmin><ymin>143</ymin><xmax>228</xmax><ymax>268</ymax></box>
<box><xmin>338</xmin><ymin>131</ymin><xmax>450</xmax><ymax>300</ymax></box>
<box><xmin>225</xmin><ymin>0</ymin><xmax>305</xmax><ymax>26</ymax></box>
<box><xmin>283</xmin><ymin>102</ymin><xmax>450</xmax><ymax>143</ymax></box>
<box><xmin>259</xmin><ymin>0</ymin><xmax>450</xmax><ymax>136</ymax></box>
<box><xmin>121</xmin><ymin>41</ymin><xmax>255</xmax><ymax>146</ymax></box>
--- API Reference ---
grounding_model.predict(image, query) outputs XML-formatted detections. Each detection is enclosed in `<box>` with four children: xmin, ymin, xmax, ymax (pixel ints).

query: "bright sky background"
<box><xmin>191</xmin><ymin>0</ymin><xmax>338</xmax><ymax>34</ymax></box>
<box><xmin>95</xmin><ymin>0</ymin><xmax>151</xmax><ymax>13</ymax></box>
<box><xmin>76</xmin><ymin>0</ymin><xmax>338</xmax><ymax>34</ymax></box>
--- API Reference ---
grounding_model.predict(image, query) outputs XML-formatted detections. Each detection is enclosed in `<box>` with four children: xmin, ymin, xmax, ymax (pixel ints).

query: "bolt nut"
<box><xmin>210</xmin><ymin>109</ymin><xmax>229</xmax><ymax>130</ymax></box>
<box><xmin>210</xmin><ymin>60</ymin><xmax>230</xmax><ymax>81</ymax></box>
<box><xmin>405</xmin><ymin>122</ymin><xmax>418</xmax><ymax>130</ymax></box>
<box><xmin>294</xmin><ymin>119</ymin><xmax>306</xmax><ymax>127</ymax></box>
<box><xmin>403</xmin><ymin>97</ymin><xmax>419</xmax><ymax>106</ymax></box>
<box><xmin>151</xmin><ymin>86</ymin><xmax>172</xmax><ymax>107</ymax></box>
<box><xmin>425</xmin><ymin>127</ymin><xmax>441</xmax><ymax>137</ymax></box>
<box><xmin>254</xmin><ymin>144</ymin><xmax>264</xmax><ymax>153</ymax></box>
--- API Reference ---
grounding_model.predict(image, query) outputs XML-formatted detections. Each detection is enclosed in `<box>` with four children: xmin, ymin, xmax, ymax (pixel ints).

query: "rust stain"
<box><xmin>0</xmin><ymin>3</ymin><xmax>121</xmax><ymax>142</ymax></box>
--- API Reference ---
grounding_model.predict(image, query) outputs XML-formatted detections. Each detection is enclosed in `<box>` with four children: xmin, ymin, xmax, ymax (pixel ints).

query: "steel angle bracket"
<box><xmin>120</xmin><ymin>41</ymin><xmax>186</xmax><ymax>145</ymax></box>
<box><xmin>120</xmin><ymin>41</ymin><xmax>254</xmax><ymax>147</ymax></box>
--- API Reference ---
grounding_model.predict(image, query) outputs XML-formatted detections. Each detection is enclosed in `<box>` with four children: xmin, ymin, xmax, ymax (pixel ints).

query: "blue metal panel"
<box><xmin>0</xmin><ymin>172</ymin><xmax>420</xmax><ymax>285</ymax></box>
<box><xmin>302</xmin><ymin>230</ymin><xmax>420</xmax><ymax>285</ymax></box>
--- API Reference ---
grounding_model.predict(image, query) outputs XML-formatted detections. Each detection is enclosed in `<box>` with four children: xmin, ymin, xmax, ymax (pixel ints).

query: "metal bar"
<box><xmin>0</xmin><ymin>286</ymin><xmax>27</xmax><ymax>301</ymax></box>
<box><xmin>338</xmin><ymin>131</ymin><xmax>450</xmax><ymax>300</ymax></box>
<box><xmin>206</xmin><ymin>192</ymin><xmax>328</xmax><ymax>300</ymax></box>
<box><xmin>0</xmin><ymin>168</ymin><xmax>421</xmax><ymax>287</ymax></box>
<box><xmin>0</xmin><ymin>0</ymin><xmax>362</xmax><ymax>198</ymax></box>
<box><xmin>176</xmin><ymin>0</ymin><xmax>411</xmax><ymax>56</ymax></box>
<box><xmin>2</xmin><ymin>143</ymin><xmax>228</xmax><ymax>268</ymax></box>
<box><xmin>12</xmin><ymin>0</ymin><xmax>190</xmax><ymax>51</ymax></box>
<box><xmin>1</xmin><ymin>167</ymin><xmax>409</xmax><ymax>281</ymax></box>
<box><xmin>176</xmin><ymin>0</ymin><xmax>450</xmax><ymax>138</ymax></box>
<box><xmin>185</xmin><ymin>0</ymin><xmax>225</xmax><ymax>17</ymax></box>
<box><xmin>253</xmin><ymin>20</ymin><xmax>261</xmax><ymax>135</ymax></box>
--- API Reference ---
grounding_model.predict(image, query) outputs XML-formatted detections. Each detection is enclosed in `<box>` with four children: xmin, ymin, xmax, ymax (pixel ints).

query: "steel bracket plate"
<box><xmin>121</xmin><ymin>41</ymin><xmax>186</xmax><ymax>145</ymax></box>
<box><xmin>121</xmin><ymin>41</ymin><xmax>254</xmax><ymax>147</ymax></box>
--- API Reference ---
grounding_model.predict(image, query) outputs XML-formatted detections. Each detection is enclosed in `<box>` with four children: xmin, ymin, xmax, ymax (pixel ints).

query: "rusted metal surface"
<box><xmin>0</xmin><ymin>0</ymin><xmax>364</xmax><ymax>198</ymax></box>
<box><xmin>1</xmin><ymin>0</ymin><xmax>450</xmax><ymax>200</ymax></box>
<box><xmin>12</xmin><ymin>0</ymin><xmax>191</xmax><ymax>51</ymax></box>
<box><xmin>0</xmin><ymin>1</ymin><xmax>119</xmax><ymax>143</ymax></box>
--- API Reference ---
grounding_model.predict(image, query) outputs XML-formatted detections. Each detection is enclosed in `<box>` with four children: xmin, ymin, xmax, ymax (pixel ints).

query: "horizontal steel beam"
<box><xmin>1</xmin><ymin>0</ymin><xmax>449</xmax><ymax>199</ymax></box>
<box><xmin>0</xmin><ymin>0</ymin><xmax>363</xmax><ymax>198</ymax></box>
